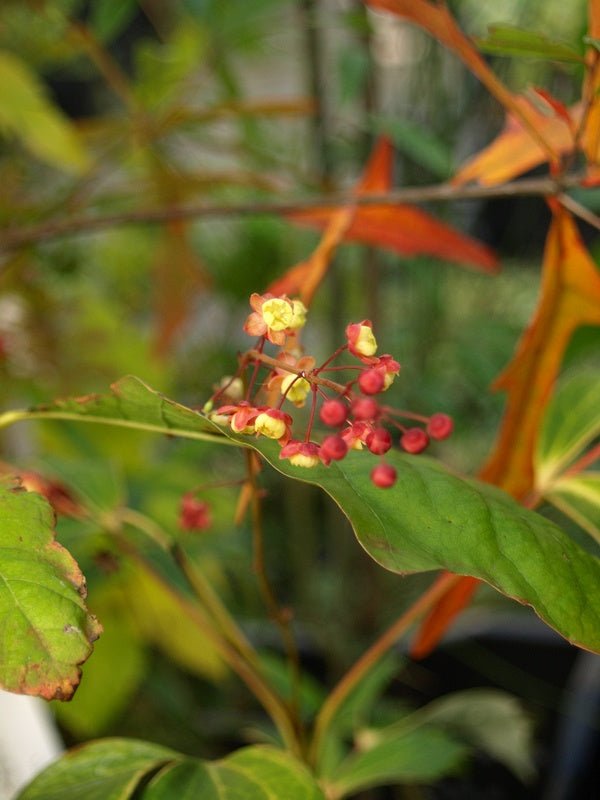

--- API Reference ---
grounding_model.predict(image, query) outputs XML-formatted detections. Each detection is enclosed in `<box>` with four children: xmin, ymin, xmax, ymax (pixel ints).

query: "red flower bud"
<box><xmin>320</xmin><ymin>435</ymin><xmax>348</xmax><ymax>463</ymax></box>
<box><xmin>358</xmin><ymin>369</ymin><xmax>385</xmax><ymax>395</ymax></box>
<box><xmin>366</xmin><ymin>427</ymin><xmax>392</xmax><ymax>455</ymax></box>
<box><xmin>401</xmin><ymin>428</ymin><xmax>429</xmax><ymax>454</ymax></box>
<box><xmin>371</xmin><ymin>463</ymin><xmax>397</xmax><ymax>488</ymax></box>
<box><xmin>427</xmin><ymin>413</ymin><xmax>454</xmax><ymax>440</ymax></box>
<box><xmin>319</xmin><ymin>399</ymin><xmax>348</xmax><ymax>427</ymax></box>
<box><xmin>351</xmin><ymin>397</ymin><xmax>380</xmax><ymax>421</ymax></box>
<box><xmin>180</xmin><ymin>494</ymin><xmax>212</xmax><ymax>531</ymax></box>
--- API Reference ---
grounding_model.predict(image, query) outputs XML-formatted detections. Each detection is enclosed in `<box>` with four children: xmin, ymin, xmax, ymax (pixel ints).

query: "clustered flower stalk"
<box><xmin>201</xmin><ymin>292</ymin><xmax>453</xmax><ymax>491</ymax></box>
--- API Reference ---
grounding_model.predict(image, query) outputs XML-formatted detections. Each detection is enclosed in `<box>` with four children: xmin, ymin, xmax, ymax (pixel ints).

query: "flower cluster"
<box><xmin>204</xmin><ymin>294</ymin><xmax>453</xmax><ymax>489</ymax></box>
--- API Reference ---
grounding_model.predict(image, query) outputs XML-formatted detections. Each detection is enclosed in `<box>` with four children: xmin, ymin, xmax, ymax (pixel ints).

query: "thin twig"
<box><xmin>0</xmin><ymin>175</ymin><xmax>583</xmax><ymax>255</ymax></box>
<box><xmin>558</xmin><ymin>193</ymin><xmax>600</xmax><ymax>232</ymax></box>
<box><xmin>245</xmin><ymin>449</ymin><xmax>305</xmax><ymax>744</ymax></box>
<box><xmin>246</xmin><ymin>349</ymin><xmax>348</xmax><ymax>395</ymax></box>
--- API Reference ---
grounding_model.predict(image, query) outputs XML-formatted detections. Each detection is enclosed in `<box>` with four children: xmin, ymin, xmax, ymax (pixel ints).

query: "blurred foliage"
<box><xmin>1</xmin><ymin>1</ymin><xmax>598</xmax><ymax>797</ymax></box>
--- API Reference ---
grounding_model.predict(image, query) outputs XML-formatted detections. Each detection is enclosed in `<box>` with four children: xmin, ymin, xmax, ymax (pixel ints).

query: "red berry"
<box><xmin>401</xmin><ymin>427</ymin><xmax>429</xmax><ymax>454</ymax></box>
<box><xmin>366</xmin><ymin>427</ymin><xmax>392</xmax><ymax>455</ymax></box>
<box><xmin>358</xmin><ymin>369</ymin><xmax>384</xmax><ymax>395</ymax></box>
<box><xmin>371</xmin><ymin>463</ymin><xmax>397</xmax><ymax>488</ymax></box>
<box><xmin>427</xmin><ymin>413</ymin><xmax>453</xmax><ymax>440</ymax></box>
<box><xmin>320</xmin><ymin>434</ymin><xmax>348</xmax><ymax>462</ymax></box>
<box><xmin>352</xmin><ymin>397</ymin><xmax>380</xmax><ymax>421</ymax></box>
<box><xmin>320</xmin><ymin>399</ymin><xmax>348</xmax><ymax>427</ymax></box>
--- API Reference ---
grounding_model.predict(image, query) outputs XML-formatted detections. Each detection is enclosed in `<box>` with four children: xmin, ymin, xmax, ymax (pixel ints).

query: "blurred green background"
<box><xmin>0</xmin><ymin>1</ymin><xmax>597</xmax><ymax>798</ymax></box>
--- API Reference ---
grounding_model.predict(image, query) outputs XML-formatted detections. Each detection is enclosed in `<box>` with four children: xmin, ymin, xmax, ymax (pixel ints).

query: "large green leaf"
<box><xmin>0</xmin><ymin>376</ymin><xmax>230</xmax><ymax>444</ymax></box>
<box><xmin>545</xmin><ymin>473</ymin><xmax>600</xmax><ymax>545</ymax></box>
<box><xmin>405</xmin><ymin>689</ymin><xmax>534</xmax><ymax>781</ymax></box>
<box><xmin>17</xmin><ymin>740</ymin><xmax>325</xmax><ymax>800</ymax></box>
<box><xmin>536</xmin><ymin>370</ymin><xmax>600</xmax><ymax>490</ymax></box>
<box><xmin>17</xmin><ymin>739</ymin><xmax>179</xmax><ymax>800</ymax></box>
<box><xmin>2</xmin><ymin>376</ymin><xmax>600</xmax><ymax>653</ymax></box>
<box><xmin>0</xmin><ymin>478</ymin><xmax>101</xmax><ymax>700</ymax></box>
<box><xmin>323</xmin><ymin>727</ymin><xmax>467</xmax><ymax>799</ymax></box>
<box><xmin>146</xmin><ymin>747</ymin><xmax>325</xmax><ymax>799</ymax></box>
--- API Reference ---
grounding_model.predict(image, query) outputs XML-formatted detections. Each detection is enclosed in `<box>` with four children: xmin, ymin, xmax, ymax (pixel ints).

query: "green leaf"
<box><xmin>584</xmin><ymin>36</ymin><xmax>600</xmax><ymax>54</ymax></box>
<box><xmin>476</xmin><ymin>25</ymin><xmax>583</xmax><ymax>62</ymax></box>
<box><xmin>90</xmin><ymin>0</ymin><xmax>137</xmax><ymax>43</ymax></box>
<box><xmin>0</xmin><ymin>375</ymin><xmax>231</xmax><ymax>445</ymax></box>
<box><xmin>124</xmin><ymin>563</ymin><xmax>225</xmax><ymax>681</ymax></box>
<box><xmin>145</xmin><ymin>747</ymin><xmax>325</xmax><ymax>799</ymax></box>
<box><xmin>546</xmin><ymin>473</ymin><xmax>600</xmax><ymax>545</ymax></box>
<box><xmin>2</xmin><ymin>376</ymin><xmax>600</xmax><ymax>654</ymax></box>
<box><xmin>414</xmin><ymin>689</ymin><xmax>534</xmax><ymax>781</ymax></box>
<box><xmin>263</xmin><ymin>447</ymin><xmax>600</xmax><ymax>653</ymax></box>
<box><xmin>17</xmin><ymin>738</ymin><xmax>179</xmax><ymax>800</ymax></box>
<box><xmin>0</xmin><ymin>49</ymin><xmax>89</xmax><ymax>172</ymax></box>
<box><xmin>324</xmin><ymin>727</ymin><xmax>467</xmax><ymax>798</ymax></box>
<box><xmin>0</xmin><ymin>478</ymin><xmax>101</xmax><ymax>700</ymax></box>
<box><xmin>535</xmin><ymin>370</ymin><xmax>600</xmax><ymax>489</ymax></box>
<box><xmin>18</xmin><ymin>741</ymin><xmax>325</xmax><ymax>800</ymax></box>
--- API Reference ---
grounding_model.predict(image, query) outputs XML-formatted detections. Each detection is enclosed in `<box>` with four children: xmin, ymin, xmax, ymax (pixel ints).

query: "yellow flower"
<box><xmin>288</xmin><ymin>299</ymin><xmax>308</xmax><ymax>330</ymax></box>
<box><xmin>255</xmin><ymin>411</ymin><xmax>288</xmax><ymax>440</ymax></box>
<box><xmin>281</xmin><ymin>374</ymin><xmax>311</xmax><ymax>406</ymax></box>
<box><xmin>261</xmin><ymin>298</ymin><xmax>294</xmax><ymax>331</ymax></box>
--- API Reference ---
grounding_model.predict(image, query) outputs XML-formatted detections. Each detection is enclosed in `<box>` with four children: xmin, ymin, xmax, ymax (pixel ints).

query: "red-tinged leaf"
<box><xmin>531</xmin><ymin>87</ymin><xmax>575</xmax><ymax>131</ymax></box>
<box><xmin>268</xmin><ymin>137</ymin><xmax>394</xmax><ymax>303</ymax></box>
<box><xmin>365</xmin><ymin>1</ymin><xmax>560</xmax><ymax>163</ymax></box>
<box><xmin>0</xmin><ymin>477</ymin><xmax>102</xmax><ymax>700</ymax></box>
<box><xmin>153</xmin><ymin>220</ymin><xmax>210</xmax><ymax>356</ymax></box>
<box><xmin>410</xmin><ymin>575</ymin><xmax>480</xmax><ymax>659</ymax></box>
<box><xmin>480</xmin><ymin>203</ymin><xmax>600</xmax><ymax>500</ymax></box>
<box><xmin>287</xmin><ymin>204</ymin><xmax>498</xmax><ymax>272</ymax></box>
<box><xmin>453</xmin><ymin>98</ymin><xmax>577</xmax><ymax>186</ymax></box>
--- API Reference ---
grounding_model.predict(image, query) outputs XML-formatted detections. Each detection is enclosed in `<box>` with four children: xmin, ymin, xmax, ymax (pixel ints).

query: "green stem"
<box><xmin>118</xmin><ymin>508</ymin><xmax>258</xmax><ymax>668</ymax></box>
<box><xmin>116</xmin><ymin>508</ymin><xmax>302</xmax><ymax>754</ymax></box>
<box><xmin>308</xmin><ymin>571</ymin><xmax>462</xmax><ymax>768</ymax></box>
<box><xmin>245</xmin><ymin>450</ymin><xmax>305</xmax><ymax>747</ymax></box>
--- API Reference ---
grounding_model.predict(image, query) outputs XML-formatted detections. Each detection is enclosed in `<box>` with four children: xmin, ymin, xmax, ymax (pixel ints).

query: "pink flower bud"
<box><xmin>401</xmin><ymin>427</ymin><xmax>429</xmax><ymax>454</ymax></box>
<box><xmin>320</xmin><ymin>435</ymin><xmax>348</xmax><ymax>463</ymax></box>
<box><xmin>366</xmin><ymin>427</ymin><xmax>392</xmax><ymax>455</ymax></box>
<box><xmin>319</xmin><ymin>399</ymin><xmax>348</xmax><ymax>427</ymax></box>
<box><xmin>358</xmin><ymin>369</ymin><xmax>385</xmax><ymax>395</ymax></box>
<box><xmin>427</xmin><ymin>413</ymin><xmax>454</xmax><ymax>440</ymax></box>
<box><xmin>371</xmin><ymin>463</ymin><xmax>397</xmax><ymax>488</ymax></box>
<box><xmin>352</xmin><ymin>397</ymin><xmax>380</xmax><ymax>421</ymax></box>
<box><xmin>179</xmin><ymin>494</ymin><xmax>212</xmax><ymax>531</ymax></box>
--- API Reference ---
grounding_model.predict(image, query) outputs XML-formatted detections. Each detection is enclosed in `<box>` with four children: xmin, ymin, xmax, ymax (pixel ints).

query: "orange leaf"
<box><xmin>272</xmin><ymin>136</ymin><xmax>497</xmax><ymax>299</ymax></box>
<box><xmin>268</xmin><ymin>137</ymin><xmax>394</xmax><ymax>303</ymax></box>
<box><xmin>366</xmin><ymin>0</ymin><xmax>559</xmax><ymax>163</ymax></box>
<box><xmin>288</xmin><ymin>204</ymin><xmax>498</xmax><ymax>272</ymax></box>
<box><xmin>454</xmin><ymin>98</ymin><xmax>577</xmax><ymax>186</ymax></box>
<box><xmin>480</xmin><ymin>203</ymin><xmax>600</xmax><ymax>499</ymax></box>
<box><xmin>153</xmin><ymin>220</ymin><xmax>210</xmax><ymax>356</ymax></box>
<box><xmin>410</xmin><ymin>575</ymin><xmax>480</xmax><ymax>659</ymax></box>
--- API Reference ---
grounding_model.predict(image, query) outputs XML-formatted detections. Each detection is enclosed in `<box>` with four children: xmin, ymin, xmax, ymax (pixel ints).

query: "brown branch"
<box><xmin>558</xmin><ymin>193</ymin><xmax>600</xmax><ymax>232</ymax></box>
<box><xmin>0</xmin><ymin>174</ymin><xmax>584</xmax><ymax>256</ymax></box>
<box><xmin>246</xmin><ymin>349</ymin><xmax>348</xmax><ymax>395</ymax></box>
